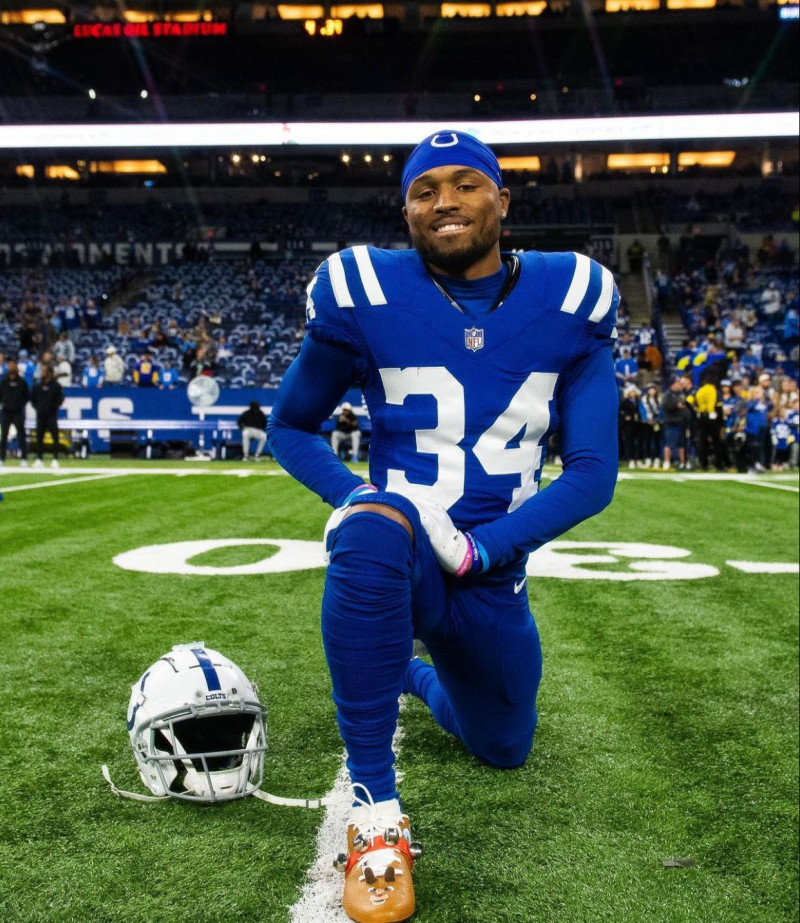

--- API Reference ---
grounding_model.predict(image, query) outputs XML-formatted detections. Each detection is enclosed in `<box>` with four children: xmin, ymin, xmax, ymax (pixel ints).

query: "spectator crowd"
<box><xmin>1</xmin><ymin>224</ymin><xmax>798</xmax><ymax>472</ymax></box>
<box><xmin>612</xmin><ymin>241</ymin><xmax>798</xmax><ymax>473</ymax></box>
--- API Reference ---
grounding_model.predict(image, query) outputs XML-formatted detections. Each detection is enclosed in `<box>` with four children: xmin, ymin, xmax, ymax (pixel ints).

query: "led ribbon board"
<box><xmin>0</xmin><ymin>113</ymin><xmax>796</xmax><ymax>150</ymax></box>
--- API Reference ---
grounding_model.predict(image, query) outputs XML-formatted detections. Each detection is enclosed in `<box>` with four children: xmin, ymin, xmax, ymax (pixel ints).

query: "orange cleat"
<box><xmin>334</xmin><ymin>786</ymin><xmax>422</xmax><ymax>923</ymax></box>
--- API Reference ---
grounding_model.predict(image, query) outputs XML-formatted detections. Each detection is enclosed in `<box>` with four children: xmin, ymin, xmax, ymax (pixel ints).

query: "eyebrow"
<box><xmin>408</xmin><ymin>167</ymin><xmax>486</xmax><ymax>190</ymax></box>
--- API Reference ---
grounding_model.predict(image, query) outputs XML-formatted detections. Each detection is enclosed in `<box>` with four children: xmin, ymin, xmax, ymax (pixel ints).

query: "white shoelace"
<box><xmin>350</xmin><ymin>783</ymin><xmax>404</xmax><ymax>844</ymax></box>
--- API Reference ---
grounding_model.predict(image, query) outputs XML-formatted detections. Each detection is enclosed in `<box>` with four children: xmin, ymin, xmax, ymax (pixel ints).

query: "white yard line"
<box><xmin>0</xmin><ymin>472</ymin><xmax>125</xmax><ymax>493</ymax></box>
<box><xmin>289</xmin><ymin>722</ymin><xmax>406</xmax><ymax>923</ymax></box>
<box><xmin>2</xmin><ymin>464</ymin><xmax>795</xmax><ymax>498</ymax></box>
<box><xmin>0</xmin><ymin>465</ymin><xmax>289</xmax><ymax>477</ymax></box>
<box><xmin>287</xmin><ymin>756</ymin><xmax>355</xmax><ymax>923</ymax></box>
<box><xmin>727</xmin><ymin>560</ymin><xmax>799</xmax><ymax>574</ymax></box>
<box><xmin>611</xmin><ymin>471</ymin><xmax>799</xmax><ymax>490</ymax></box>
<box><xmin>732</xmin><ymin>478</ymin><xmax>800</xmax><ymax>493</ymax></box>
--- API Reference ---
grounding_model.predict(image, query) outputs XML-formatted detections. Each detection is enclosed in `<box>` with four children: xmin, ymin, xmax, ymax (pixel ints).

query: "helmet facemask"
<box><xmin>140</xmin><ymin>705</ymin><xmax>266</xmax><ymax>802</ymax></box>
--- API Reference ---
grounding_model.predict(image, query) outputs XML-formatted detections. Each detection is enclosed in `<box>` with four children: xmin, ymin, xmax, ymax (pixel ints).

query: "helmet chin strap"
<box><xmin>250</xmin><ymin>789</ymin><xmax>339</xmax><ymax>809</ymax></box>
<box><xmin>102</xmin><ymin>764</ymin><xmax>168</xmax><ymax>803</ymax></box>
<box><xmin>101</xmin><ymin>764</ymin><xmax>340</xmax><ymax>808</ymax></box>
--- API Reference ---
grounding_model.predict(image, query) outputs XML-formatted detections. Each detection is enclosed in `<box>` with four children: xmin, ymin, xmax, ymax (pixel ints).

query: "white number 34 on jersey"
<box><xmin>379</xmin><ymin>366</ymin><xmax>558</xmax><ymax>512</ymax></box>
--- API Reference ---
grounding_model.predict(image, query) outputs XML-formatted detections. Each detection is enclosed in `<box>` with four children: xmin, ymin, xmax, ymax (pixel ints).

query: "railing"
<box><xmin>642</xmin><ymin>250</ymin><xmax>672</xmax><ymax>385</ymax></box>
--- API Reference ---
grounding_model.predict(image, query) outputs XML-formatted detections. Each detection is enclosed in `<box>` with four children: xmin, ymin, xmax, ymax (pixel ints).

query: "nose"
<box><xmin>433</xmin><ymin>185</ymin><xmax>460</xmax><ymax>211</ymax></box>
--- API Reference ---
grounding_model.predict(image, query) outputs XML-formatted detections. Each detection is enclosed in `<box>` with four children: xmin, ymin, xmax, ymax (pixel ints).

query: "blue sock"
<box><xmin>322</xmin><ymin>512</ymin><xmax>414</xmax><ymax>804</ymax></box>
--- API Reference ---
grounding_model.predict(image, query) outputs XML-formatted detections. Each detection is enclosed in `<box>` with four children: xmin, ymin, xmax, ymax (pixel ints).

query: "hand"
<box><xmin>408</xmin><ymin>495</ymin><xmax>486</xmax><ymax>576</ymax></box>
<box><xmin>323</xmin><ymin>484</ymin><xmax>378</xmax><ymax>562</ymax></box>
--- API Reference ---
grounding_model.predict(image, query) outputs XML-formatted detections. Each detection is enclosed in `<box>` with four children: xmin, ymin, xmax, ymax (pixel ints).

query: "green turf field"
<box><xmin>0</xmin><ymin>461</ymin><xmax>797</xmax><ymax>923</ymax></box>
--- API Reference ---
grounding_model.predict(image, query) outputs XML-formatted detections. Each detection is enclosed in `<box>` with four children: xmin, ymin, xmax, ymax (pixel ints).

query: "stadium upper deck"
<box><xmin>1</xmin><ymin>3</ymin><xmax>797</xmax><ymax>111</ymax></box>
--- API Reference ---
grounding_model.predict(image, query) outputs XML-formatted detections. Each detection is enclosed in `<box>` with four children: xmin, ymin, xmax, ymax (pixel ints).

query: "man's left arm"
<box><xmin>470</xmin><ymin>344</ymin><xmax>619</xmax><ymax>569</ymax></box>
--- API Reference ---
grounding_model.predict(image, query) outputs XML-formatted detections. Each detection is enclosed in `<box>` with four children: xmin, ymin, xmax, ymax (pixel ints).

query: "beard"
<box><xmin>409</xmin><ymin>218</ymin><xmax>501</xmax><ymax>277</ymax></box>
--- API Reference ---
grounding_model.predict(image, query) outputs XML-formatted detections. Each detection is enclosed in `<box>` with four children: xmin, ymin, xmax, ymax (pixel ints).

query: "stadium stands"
<box><xmin>0</xmin><ymin>257</ymin><xmax>312</xmax><ymax>387</ymax></box>
<box><xmin>0</xmin><ymin>0</ymin><xmax>796</xmax><ymax>464</ymax></box>
<box><xmin>1</xmin><ymin>7</ymin><xmax>796</xmax><ymax>113</ymax></box>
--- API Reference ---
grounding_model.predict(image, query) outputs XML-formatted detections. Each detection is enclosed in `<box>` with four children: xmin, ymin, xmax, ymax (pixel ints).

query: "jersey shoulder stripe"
<box><xmin>559</xmin><ymin>252</ymin><xmax>592</xmax><ymax>315</ymax></box>
<box><xmin>352</xmin><ymin>245</ymin><xmax>388</xmax><ymax>305</ymax></box>
<box><xmin>327</xmin><ymin>252</ymin><xmax>354</xmax><ymax>308</ymax></box>
<box><xmin>588</xmin><ymin>264</ymin><xmax>616</xmax><ymax>324</ymax></box>
<box><xmin>543</xmin><ymin>250</ymin><xmax>618</xmax><ymax>326</ymax></box>
<box><xmin>326</xmin><ymin>246</ymin><xmax>388</xmax><ymax>309</ymax></box>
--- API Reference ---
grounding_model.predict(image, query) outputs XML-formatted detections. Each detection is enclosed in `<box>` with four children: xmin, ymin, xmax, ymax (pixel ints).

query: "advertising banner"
<box><xmin>23</xmin><ymin>385</ymin><xmax>366</xmax><ymax>455</ymax></box>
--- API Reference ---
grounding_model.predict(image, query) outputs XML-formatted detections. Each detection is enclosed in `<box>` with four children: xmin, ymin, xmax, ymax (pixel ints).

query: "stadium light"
<box><xmin>0</xmin><ymin>113</ymin><xmax>796</xmax><ymax>150</ymax></box>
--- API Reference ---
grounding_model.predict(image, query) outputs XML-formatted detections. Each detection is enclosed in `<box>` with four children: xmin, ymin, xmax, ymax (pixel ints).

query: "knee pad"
<box><xmin>329</xmin><ymin>508</ymin><xmax>414</xmax><ymax>580</ymax></box>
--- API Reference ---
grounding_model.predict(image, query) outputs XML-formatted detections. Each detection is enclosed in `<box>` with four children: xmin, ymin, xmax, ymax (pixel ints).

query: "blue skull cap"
<box><xmin>401</xmin><ymin>130</ymin><xmax>503</xmax><ymax>200</ymax></box>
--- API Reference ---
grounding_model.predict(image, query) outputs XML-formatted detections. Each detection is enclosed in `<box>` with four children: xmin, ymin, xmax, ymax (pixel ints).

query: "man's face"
<box><xmin>403</xmin><ymin>165</ymin><xmax>510</xmax><ymax>279</ymax></box>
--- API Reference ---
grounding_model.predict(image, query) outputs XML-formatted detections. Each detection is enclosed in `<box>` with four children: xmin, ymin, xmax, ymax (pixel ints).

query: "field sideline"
<box><xmin>0</xmin><ymin>459</ymin><xmax>797</xmax><ymax>923</ymax></box>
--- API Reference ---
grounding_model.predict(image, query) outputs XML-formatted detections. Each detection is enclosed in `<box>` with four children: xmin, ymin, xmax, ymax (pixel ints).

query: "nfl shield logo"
<box><xmin>464</xmin><ymin>326</ymin><xmax>484</xmax><ymax>352</ymax></box>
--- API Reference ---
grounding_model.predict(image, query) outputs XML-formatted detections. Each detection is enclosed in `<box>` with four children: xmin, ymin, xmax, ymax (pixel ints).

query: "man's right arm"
<box><xmin>268</xmin><ymin>335</ymin><xmax>365</xmax><ymax>508</ymax></box>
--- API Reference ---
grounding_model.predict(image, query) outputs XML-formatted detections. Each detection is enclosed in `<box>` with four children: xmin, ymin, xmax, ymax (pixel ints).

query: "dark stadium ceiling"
<box><xmin>0</xmin><ymin>1</ymin><xmax>229</xmax><ymax>11</ymax></box>
<box><xmin>0</xmin><ymin>0</ymin><xmax>794</xmax><ymax>18</ymax></box>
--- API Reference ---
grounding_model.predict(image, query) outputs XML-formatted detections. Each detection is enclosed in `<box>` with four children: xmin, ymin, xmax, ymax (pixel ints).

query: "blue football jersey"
<box><xmin>304</xmin><ymin>246</ymin><xmax>618</xmax><ymax>531</ymax></box>
<box><xmin>82</xmin><ymin>366</ymin><xmax>104</xmax><ymax>388</ymax></box>
<box><xmin>787</xmin><ymin>409</ymin><xmax>799</xmax><ymax>440</ymax></box>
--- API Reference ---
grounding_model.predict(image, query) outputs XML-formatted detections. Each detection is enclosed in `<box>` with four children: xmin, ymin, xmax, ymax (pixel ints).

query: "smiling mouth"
<box><xmin>433</xmin><ymin>222</ymin><xmax>469</xmax><ymax>235</ymax></box>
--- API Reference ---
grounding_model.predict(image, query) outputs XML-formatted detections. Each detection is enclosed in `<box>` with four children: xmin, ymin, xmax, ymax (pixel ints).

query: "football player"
<box><xmin>268</xmin><ymin>131</ymin><xmax>620</xmax><ymax>923</ymax></box>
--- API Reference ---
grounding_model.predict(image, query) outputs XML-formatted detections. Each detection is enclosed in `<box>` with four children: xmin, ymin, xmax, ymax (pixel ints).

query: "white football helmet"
<box><xmin>126</xmin><ymin>643</ymin><xmax>267</xmax><ymax>802</ymax></box>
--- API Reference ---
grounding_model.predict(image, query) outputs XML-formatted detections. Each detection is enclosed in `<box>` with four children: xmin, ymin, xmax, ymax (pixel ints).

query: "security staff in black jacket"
<box><xmin>31</xmin><ymin>363</ymin><xmax>65</xmax><ymax>467</ymax></box>
<box><xmin>0</xmin><ymin>358</ymin><xmax>30</xmax><ymax>465</ymax></box>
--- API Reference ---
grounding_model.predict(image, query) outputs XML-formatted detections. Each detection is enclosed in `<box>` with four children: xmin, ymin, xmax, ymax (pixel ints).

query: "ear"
<box><xmin>499</xmin><ymin>187</ymin><xmax>511</xmax><ymax>219</ymax></box>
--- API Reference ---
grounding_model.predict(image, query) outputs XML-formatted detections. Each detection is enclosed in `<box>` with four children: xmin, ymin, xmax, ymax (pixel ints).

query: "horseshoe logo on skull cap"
<box><xmin>430</xmin><ymin>132</ymin><xmax>460</xmax><ymax>148</ymax></box>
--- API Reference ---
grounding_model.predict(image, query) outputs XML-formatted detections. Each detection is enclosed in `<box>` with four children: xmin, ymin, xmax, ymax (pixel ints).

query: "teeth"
<box><xmin>436</xmin><ymin>224</ymin><xmax>465</xmax><ymax>232</ymax></box>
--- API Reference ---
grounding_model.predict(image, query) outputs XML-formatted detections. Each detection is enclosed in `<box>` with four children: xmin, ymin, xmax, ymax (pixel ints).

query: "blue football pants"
<box><xmin>321</xmin><ymin>492</ymin><xmax>543</xmax><ymax>804</ymax></box>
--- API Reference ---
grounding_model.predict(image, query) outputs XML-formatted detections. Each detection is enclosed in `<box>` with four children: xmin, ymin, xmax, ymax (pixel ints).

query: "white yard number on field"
<box><xmin>526</xmin><ymin>542</ymin><xmax>720</xmax><ymax>581</ymax></box>
<box><xmin>113</xmin><ymin>539</ymin><xmax>326</xmax><ymax>576</ymax></box>
<box><xmin>113</xmin><ymin>539</ymin><xmax>795</xmax><ymax>579</ymax></box>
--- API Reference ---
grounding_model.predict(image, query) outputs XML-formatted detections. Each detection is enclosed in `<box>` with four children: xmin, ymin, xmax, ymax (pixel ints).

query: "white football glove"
<box><xmin>408</xmin><ymin>495</ymin><xmax>486</xmax><ymax>576</ymax></box>
<box><xmin>323</xmin><ymin>484</ymin><xmax>378</xmax><ymax>563</ymax></box>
